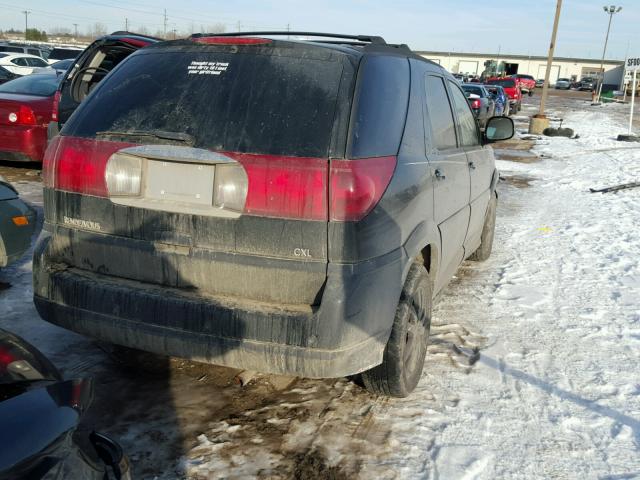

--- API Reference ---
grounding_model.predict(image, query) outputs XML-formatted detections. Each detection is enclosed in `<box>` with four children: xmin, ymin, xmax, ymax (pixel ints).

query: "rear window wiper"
<box><xmin>96</xmin><ymin>129</ymin><xmax>195</xmax><ymax>146</ymax></box>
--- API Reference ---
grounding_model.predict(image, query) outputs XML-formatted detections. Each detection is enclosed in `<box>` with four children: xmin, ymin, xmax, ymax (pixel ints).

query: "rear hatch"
<box><xmin>44</xmin><ymin>38</ymin><xmax>357</xmax><ymax>306</ymax></box>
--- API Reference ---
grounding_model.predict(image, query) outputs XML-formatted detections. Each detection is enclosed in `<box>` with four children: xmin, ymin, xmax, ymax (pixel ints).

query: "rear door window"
<box><xmin>448</xmin><ymin>82</ymin><xmax>480</xmax><ymax>147</ymax></box>
<box><xmin>424</xmin><ymin>75</ymin><xmax>457</xmax><ymax>150</ymax></box>
<box><xmin>26</xmin><ymin>57</ymin><xmax>48</xmax><ymax>67</ymax></box>
<box><xmin>64</xmin><ymin>49</ymin><xmax>346</xmax><ymax>158</ymax></box>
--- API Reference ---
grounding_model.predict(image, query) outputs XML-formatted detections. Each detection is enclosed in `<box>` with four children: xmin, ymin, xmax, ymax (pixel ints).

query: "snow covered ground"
<box><xmin>1</xmin><ymin>94</ymin><xmax>639</xmax><ymax>479</ymax></box>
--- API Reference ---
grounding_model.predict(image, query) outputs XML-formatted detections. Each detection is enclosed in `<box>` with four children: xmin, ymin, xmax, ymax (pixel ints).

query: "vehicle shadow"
<box><xmin>478</xmin><ymin>353</ymin><xmax>640</xmax><ymax>442</ymax></box>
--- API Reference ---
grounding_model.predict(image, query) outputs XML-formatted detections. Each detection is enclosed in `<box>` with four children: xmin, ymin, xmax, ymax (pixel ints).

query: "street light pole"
<box><xmin>22</xmin><ymin>10</ymin><xmax>31</xmax><ymax>40</ymax></box>
<box><xmin>529</xmin><ymin>0</ymin><xmax>563</xmax><ymax>134</ymax></box>
<box><xmin>595</xmin><ymin>5</ymin><xmax>622</xmax><ymax>103</ymax></box>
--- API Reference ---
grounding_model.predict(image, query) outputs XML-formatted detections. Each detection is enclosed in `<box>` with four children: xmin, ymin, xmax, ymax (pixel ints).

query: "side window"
<box><xmin>27</xmin><ymin>57</ymin><xmax>48</xmax><ymax>67</ymax></box>
<box><xmin>11</xmin><ymin>58</ymin><xmax>27</xmax><ymax>66</ymax></box>
<box><xmin>28</xmin><ymin>49</ymin><xmax>40</xmax><ymax>56</ymax></box>
<box><xmin>424</xmin><ymin>75</ymin><xmax>457</xmax><ymax>150</ymax></box>
<box><xmin>448</xmin><ymin>82</ymin><xmax>480</xmax><ymax>147</ymax></box>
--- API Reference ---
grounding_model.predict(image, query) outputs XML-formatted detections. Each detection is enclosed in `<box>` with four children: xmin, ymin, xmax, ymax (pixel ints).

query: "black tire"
<box><xmin>361</xmin><ymin>262</ymin><xmax>432</xmax><ymax>397</ymax></box>
<box><xmin>469</xmin><ymin>192</ymin><xmax>497</xmax><ymax>261</ymax></box>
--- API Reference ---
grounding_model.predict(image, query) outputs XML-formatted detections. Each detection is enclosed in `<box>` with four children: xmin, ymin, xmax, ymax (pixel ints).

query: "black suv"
<box><xmin>34</xmin><ymin>32</ymin><xmax>513</xmax><ymax>397</ymax></box>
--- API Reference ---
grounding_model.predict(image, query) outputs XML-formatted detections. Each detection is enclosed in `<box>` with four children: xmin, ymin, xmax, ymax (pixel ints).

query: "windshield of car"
<box><xmin>0</xmin><ymin>74</ymin><xmax>60</xmax><ymax>96</ymax></box>
<box><xmin>558</xmin><ymin>78</ymin><xmax>570</xmax><ymax>82</ymax></box>
<box><xmin>487</xmin><ymin>79</ymin><xmax>515</xmax><ymax>88</ymax></box>
<box><xmin>64</xmin><ymin>49</ymin><xmax>346</xmax><ymax>157</ymax></box>
<box><xmin>49</xmin><ymin>48</ymin><xmax>80</xmax><ymax>60</ymax></box>
<box><xmin>462</xmin><ymin>85</ymin><xmax>483</xmax><ymax>96</ymax></box>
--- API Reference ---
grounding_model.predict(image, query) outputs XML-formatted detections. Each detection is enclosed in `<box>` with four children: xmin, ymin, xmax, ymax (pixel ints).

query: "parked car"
<box><xmin>0</xmin><ymin>43</ymin><xmax>50</xmax><ymax>60</ymax></box>
<box><xmin>486</xmin><ymin>77</ymin><xmax>522</xmax><ymax>114</ymax></box>
<box><xmin>0</xmin><ymin>328</ymin><xmax>130</xmax><ymax>479</ymax></box>
<box><xmin>0</xmin><ymin>53</ymin><xmax>50</xmax><ymax>76</ymax></box>
<box><xmin>484</xmin><ymin>84</ymin><xmax>509</xmax><ymax>116</ymax></box>
<box><xmin>49</xmin><ymin>58</ymin><xmax>75</xmax><ymax>74</ymax></box>
<box><xmin>511</xmin><ymin>74</ymin><xmax>536</xmax><ymax>95</ymax></box>
<box><xmin>535</xmin><ymin>78</ymin><xmax>545</xmax><ymax>88</ymax></box>
<box><xmin>0</xmin><ymin>65</ymin><xmax>18</xmax><ymax>85</ymax></box>
<box><xmin>555</xmin><ymin>78</ymin><xmax>572</xmax><ymax>90</ymax></box>
<box><xmin>34</xmin><ymin>32</ymin><xmax>514</xmax><ymax>398</ymax></box>
<box><xmin>0</xmin><ymin>72</ymin><xmax>60</xmax><ymax>162</ymax></box>
<box><xmin>576</xmin><ymin>77</ymin><xmax>597</xmax><ymax>91</ymax></box>
<box><xmin>462</xmin><ymin>83</ymin><xmax>495</xmax><ymax>126</ymax></box>
<box><xmin>0</xmin><ymin>177</ymin><xmax>36</xmax><ymax>268</ymax></box>
<box><xmin>49</xmin><ymin>31</ymin><xmax>161</xmax><ymax>139</ymax></box>
<box><xmin>46</xmin><ymin>46</ymin><xmax>83</xmax><ymax>64</ymax></box>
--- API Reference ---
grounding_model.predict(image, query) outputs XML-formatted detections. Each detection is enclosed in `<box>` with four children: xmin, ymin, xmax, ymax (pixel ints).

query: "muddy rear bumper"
<box><xmin>33</xmin><ymin>231</ymin><xmax>406</xmax><ymax>378</ymax></box>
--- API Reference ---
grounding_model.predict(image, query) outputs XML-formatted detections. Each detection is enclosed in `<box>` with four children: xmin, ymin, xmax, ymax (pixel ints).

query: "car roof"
<box><xmin>152</xmin><ymin>32</ymin><xmax>442</xmax><ymax>67</ymax></box>
<box><xmin>0</xmin><ymin>53</ymin><xmax>47</xmax><ymax>60</ymax></box>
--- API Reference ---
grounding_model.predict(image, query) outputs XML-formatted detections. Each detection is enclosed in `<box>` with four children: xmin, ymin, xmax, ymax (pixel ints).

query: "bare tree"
<box><xmin>87</xmin><ymin>22</ymin><xmax>107</xmax><ymax>39</ymax></box>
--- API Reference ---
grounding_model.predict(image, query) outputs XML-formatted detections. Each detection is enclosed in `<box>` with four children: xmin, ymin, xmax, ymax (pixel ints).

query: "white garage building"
<box><xmin>418</xmin><ymin>50</ymin><xmax>623</xmax><ymax>85</ymax></box>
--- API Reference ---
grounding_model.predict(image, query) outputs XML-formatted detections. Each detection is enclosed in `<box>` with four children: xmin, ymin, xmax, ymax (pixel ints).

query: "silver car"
<box><xmin>555</xmin><ymin>78</ymin><xmax>571</xmax><ymax>90</ymax></box>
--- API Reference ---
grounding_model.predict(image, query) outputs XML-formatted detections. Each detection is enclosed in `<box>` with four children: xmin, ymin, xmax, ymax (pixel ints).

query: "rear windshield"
<box><xmin>0</xmin><ymin>74</ymin><xmax>59</xmax><ymax>96</ymax></box>
<box><xmin>0</xmin><ymin>46</ymin><xmax>24</xmax><ymax>53</ymax></box>
<box><xmin>63</xmin><ymin>49</ymin><xmax>345</xmax><ymax>157</ymax></box>
<box><xmin>49</xmin><ymin>48</ymin><xmax>80</xmax><ymax>60</ymax></box>
<box><xmin>462</xmin><ymin>85</ymin><xmax>483</xmax><ymax>96</ymax></box>
<box><xmin>488</xmin><ymin>79</ymin><xmax>515</xmax><ymax>88</ymax></box>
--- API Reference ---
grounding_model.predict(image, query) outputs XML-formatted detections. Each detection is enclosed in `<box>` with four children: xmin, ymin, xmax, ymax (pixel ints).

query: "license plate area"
<box><xmin>145</xmin><ymin>160</ymin><xmax>215</xmax><ymax>206</ymax></box>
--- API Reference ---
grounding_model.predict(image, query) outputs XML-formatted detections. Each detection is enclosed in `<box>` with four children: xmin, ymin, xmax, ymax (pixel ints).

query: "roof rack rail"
<box><xmin>190</xmin><ymin>31</ymin><xmax>387</xmax><ymax>45</ymax></box>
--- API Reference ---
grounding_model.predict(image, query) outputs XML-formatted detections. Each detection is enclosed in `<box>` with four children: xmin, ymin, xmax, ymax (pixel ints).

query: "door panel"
<box><xmin>423</xmin><ymin>74</ymin><xmax>471</xmax><ymax>293</ymax></box>
<box><xmin>447</xmin><ymin>80</ymin><xmax>495</xmax><ymax>255</ymax></box>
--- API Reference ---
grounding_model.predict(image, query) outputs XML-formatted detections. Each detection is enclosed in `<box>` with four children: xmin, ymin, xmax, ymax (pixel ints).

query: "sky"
<box><xmin>1</xmin><ymin>0</ymin><xmax>637</xmax><ymax>60</ymax></box>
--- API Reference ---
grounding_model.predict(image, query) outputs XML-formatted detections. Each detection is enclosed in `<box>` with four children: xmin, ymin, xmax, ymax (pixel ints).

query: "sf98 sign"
<box><xmin>626</xmin><ymin>56</ymin><xmax>640</xmax><ymax>72</ymax></box>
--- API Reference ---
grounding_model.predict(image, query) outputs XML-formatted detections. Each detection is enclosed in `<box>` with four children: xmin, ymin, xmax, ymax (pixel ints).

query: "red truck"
<box><xmin>487</xmin><ymin>77</ymin><xmax>522</xmax><ymax>114</ymax></box>
<box><xmin>512</xmin><ymin>74</ymin><xmax>536</xmax><ymax>96</ymax></box>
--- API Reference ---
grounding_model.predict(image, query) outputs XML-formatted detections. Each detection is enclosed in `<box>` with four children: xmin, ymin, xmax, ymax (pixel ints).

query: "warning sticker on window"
<box><xmin>187</xmin><ymin>61</ymin><xmax>229</xmax><ymax>75</ymax></box>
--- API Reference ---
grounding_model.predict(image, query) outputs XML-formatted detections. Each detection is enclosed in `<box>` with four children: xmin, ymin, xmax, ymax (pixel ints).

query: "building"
<box><xmin>418</xmin><ymin>50</ymin><xmax>623</xmax><ymax>86</ymax></box>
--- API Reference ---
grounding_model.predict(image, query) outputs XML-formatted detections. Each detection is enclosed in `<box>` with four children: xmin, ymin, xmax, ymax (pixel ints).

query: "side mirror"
<box><xmin>484</xmin><ymin>116</ymin><xmax>514</xmax><ymax>143</ymax></box>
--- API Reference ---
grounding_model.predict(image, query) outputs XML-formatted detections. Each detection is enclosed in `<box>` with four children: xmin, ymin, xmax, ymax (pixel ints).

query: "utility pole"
<box><xmin>529</xmin><ymin>0</ymin><xmax>563</xmax><ymax>134</ymax></box>
<box><xmin>125</xmin><ymin>18</ymin><xmax>128</xmax><ymax>31</ymax></box>
<box><xmin>172</xmin><ymin>28</ymin><xmax>177</xmax><ymax>40</ymax></box>
<box><xmin>237</xmin><ymin>21</ymin><xmax>242</xmax><ymax>32</ymax></box>
<box><xmin>73</xmin><ymin>23</ymin><xmax>78</xmax><ymax>39</ymax></box>
<box><xmin>595</xmin><ymin>5</ymin><xmax>622</xmax><ymax>103</ymax></box>
<box><xmin>163</xmin><ymin>9</ymin><xmax>168</xmax><ymax>39</ymax></box>
<box><xmin>22</xmin><ymin>10</ymin><xmax>31</xmax><ymax>40</ymax></box>
<box><xmin>287</xmin><ymin>23</ymin><xmax>290</xmax><ymax>39</ymax></box>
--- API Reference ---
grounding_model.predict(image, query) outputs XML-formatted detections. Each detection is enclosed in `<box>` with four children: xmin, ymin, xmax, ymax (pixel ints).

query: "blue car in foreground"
<box><xmin>0</xmin><ymin>176</ymin><xmax>36</xmax><ymax>268</ymax></box>
<box><xmin>484</xmin><ymin>84</ymin><xmax>509</xmax><ymax>117</ymax></box>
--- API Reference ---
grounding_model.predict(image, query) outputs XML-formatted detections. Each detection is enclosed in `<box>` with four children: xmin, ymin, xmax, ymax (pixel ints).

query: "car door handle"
<box><xmin>468</xmin><ymin>161</ymin><xmax>476</xmax><ymax>170</ymax></box>
<box><xmin>434</xmin><ymin>168</ymin><xmax>446</xmax><ymax>180</ymax></box>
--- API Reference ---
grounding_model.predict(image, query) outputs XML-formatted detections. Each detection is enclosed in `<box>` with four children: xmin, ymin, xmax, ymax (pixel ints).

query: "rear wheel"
<box><xmin>361</xmin><ymin>262</ymin><xmax>432</xmax><ymax>397</ymax></box>
<box><xmin>469</xmin><ymin>192</ymin><xmax>497</xmax><ymax>261</ymax></box>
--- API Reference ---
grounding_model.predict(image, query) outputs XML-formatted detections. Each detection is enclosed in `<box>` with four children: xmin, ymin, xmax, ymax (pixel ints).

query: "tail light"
<box><xmin>330</xmin><ymin>156</ymin><xmax>396</xmax><ymax>221</ymax></box>
<box><xmin>7</xmin><ymin>105</ymin><xmax>37</xmax><ymax>125</ymax></box>
<box><xmin>470</xmin><ymin>99</ymin><xmax>481</xmax><ymax>109</ymax></box>
<box><xmin>51</xmin><ymin>90</ymin><xmax>61</xmax><ymax>121</ymax></box>
<box><xmin>105</xmin><ymin>153</ymin><xmax>142</xmax><ymax>196</ymax></box>
<box><xmin>47</xmin><ymin>137</ymin><xmax>396</xmax><ymax>222</ymax></box>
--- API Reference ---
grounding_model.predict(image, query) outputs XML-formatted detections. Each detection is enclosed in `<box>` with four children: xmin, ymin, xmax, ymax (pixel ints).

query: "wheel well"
<box><xmin>420</xmin><ymin>245</ymin><xmax>431</xmax><ymax>273</ymax></box>
<box><xmin>418</xmin><ymin>244</ymin><xmax>437</xmax><ymax>294</ymax></box>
